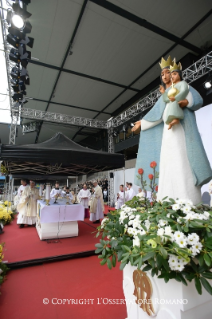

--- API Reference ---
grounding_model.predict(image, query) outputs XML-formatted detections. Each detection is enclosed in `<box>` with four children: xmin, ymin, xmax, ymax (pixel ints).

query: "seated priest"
<box><xmin>77</xmin><ymin>183</ymin><xmax>91</xmax><ymax>218</ymax></box>
<box><xmin>62</xmin><ymin>186</ymin><xmax>73</xmax><ymax>201</ymax></box>
<box><xmin>90</xmin><ymin>180</ymin><xmax>104</xmax><ymax>224</ymax></box>
<box><xmin>17</xmin><ymin>180</ymin><xmax>39</xmax><ymax>228</ymax></box>
<box><xmin>50</xmin><ymin>181</ymin><xmax>62</xmax><ymax>199</ymax></box>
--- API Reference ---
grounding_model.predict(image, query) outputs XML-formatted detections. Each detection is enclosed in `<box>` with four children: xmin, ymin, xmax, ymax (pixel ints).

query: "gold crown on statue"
<box><xmin>159</xmin><ymin>56</ymin><xmax>173</xmax><ymax>69</ymax></box>
<box><xmin>169</xmin><ymin>59</ymin><xmax>182</xmax><ymax>72</ymax></box>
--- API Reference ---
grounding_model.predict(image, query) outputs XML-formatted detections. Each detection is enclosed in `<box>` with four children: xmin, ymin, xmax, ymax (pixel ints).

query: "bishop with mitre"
<box><xmin>89</xmin><ymin>181</ymin><xmax>104</xmax><ymax>224</ymax></box>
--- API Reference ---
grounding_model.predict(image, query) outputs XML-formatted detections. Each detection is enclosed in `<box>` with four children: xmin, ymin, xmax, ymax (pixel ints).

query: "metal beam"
<box><xmin>29</xmin><ymin>60</ymin><xmax>140</xmax><ymax>93</ymax></box>
<box><xmin>20</xmin><ymin>107</ymin><xmax>108</xmax><ymax>129</ymax></box>
<box><xmin>35</xmin><ymin>0</ymin><xmax>89</xmax><ymax>143</ymax></box>
<box><xmin>30</xmin><ymin>97</ymin><xmax>111</xmax><ymax>115</ymax></box>
<box><xmin>90</xmin><ymin>0</ymin><xmax>202</xmax><ymax>54</ymax></box>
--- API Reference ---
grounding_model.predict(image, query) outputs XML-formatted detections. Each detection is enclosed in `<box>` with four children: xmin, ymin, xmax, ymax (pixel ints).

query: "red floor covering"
<box><xmin>1</xmin><ymin>206</ymin><xmax>115</xmax><ymax>263</ymax></box>
<box><xmin>0</xmin><ymin>255</ymin><xmax>127</xmax><ymax>319</ymax></box>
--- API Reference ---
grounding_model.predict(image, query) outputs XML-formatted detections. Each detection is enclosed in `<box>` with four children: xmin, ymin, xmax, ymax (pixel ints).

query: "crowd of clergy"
<box><xmin>14</xmin><ymin>178</ymin><xmax>141</xmax><ymax>229</ymax></box>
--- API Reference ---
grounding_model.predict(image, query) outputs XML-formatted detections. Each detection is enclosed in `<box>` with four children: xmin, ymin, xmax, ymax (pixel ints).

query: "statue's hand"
<box><xmin>131</xmin><ymin>121</ymin><xmax>141</xmax><ymax>133</ymax></box>
<box><xmin>178</xmin><ymin>99</ymin><xmax>188</xmax><ymax>108</ymax></box>
<box><xmin>169</xmin><ymin>97</ymin><xmax>175</xmax><ymax>102</ymax></box>
<box><xmin>159</xmin><ymin>85</ymin><xmax>165</xmax><ymax>94</ymax></box>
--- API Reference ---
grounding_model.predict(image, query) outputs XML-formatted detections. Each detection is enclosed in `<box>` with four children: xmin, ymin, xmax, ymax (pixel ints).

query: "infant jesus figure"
<box><xmin>160</xmin><ymin>60</ymin><xmax>189</xmax><ymax>130</ymax></box>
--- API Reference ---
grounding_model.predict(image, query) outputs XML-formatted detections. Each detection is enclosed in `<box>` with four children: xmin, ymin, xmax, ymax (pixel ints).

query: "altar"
<box><xmin>36</xmin><ymin>199</ymin><xmax>84</xmax><ymax>240</ymax></box>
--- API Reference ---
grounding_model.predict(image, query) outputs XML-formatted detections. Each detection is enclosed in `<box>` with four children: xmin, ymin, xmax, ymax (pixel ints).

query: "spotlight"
<box><xmin>11</xmin><ymin>14</ymin><xmax>24</xmax><ymax>29</ymax></box>
<box><xmin>130</xmin><ymin>123</ymin><xmax>134</xmax><ymax>127</ymax></box>
<box><xmin>122</xmin><ymin>125</ymin><xmax>126</xmax><ymax>132</ymax></box>
<box><xmin>204</xmin><ymin>81</ymin><xmax>212</xmax><ymax>89</ymax></box>
<box><xmin>12</xmin><ymin>3</ymin><xmax>32</xmax><ymax>19</ymax></box>
<box><xmin>11</xmin><ymin>66</ymin><xmax>21</xmax><ymax>79</ymax></box>
<box><xmin>12</xmin><ymin>93</ymin><xmax>23</xmax><ymax>101</ymax></box>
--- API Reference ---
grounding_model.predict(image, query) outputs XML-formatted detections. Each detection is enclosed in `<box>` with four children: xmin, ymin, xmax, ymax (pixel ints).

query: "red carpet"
<box><xmin>0</xmin><ymin>255</ymin><xmax>127</xmax><ymax>319</ymax></box>
<box><xmin>1</xmin><ymin>205</ymin><xmax>115</xmax><ymax>263</ymax></box>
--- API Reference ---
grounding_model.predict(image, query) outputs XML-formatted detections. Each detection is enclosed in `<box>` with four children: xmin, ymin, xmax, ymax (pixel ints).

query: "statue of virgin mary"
<box><xmin>134</xmin><ymin>56</ymin><xmax>212</xmax><ymax>205</ymax></box>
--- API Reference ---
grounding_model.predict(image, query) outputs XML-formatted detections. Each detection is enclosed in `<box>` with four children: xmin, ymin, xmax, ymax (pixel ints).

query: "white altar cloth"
<box><xmin>36</xmin><ymin>200</ymin><xmax>84</xmax><ymax>240</ymax></box>
<box><xmin>37</xmin><ymin>200</ymin><xmax>84</xmax><ymax>223</ymax></box>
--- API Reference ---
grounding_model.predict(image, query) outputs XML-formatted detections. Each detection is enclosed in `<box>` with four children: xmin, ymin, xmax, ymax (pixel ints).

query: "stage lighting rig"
<box><xmin>5</xmin><ymin>0</ymin><xmax>33</xmax><ymax>110</ymax></box>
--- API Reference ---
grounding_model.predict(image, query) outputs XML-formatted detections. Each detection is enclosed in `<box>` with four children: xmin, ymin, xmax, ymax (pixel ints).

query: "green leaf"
<box><xmin>95</xmin><ymin>243</ymin><xmax>103</xmax><ymax>248</ymax></box>
<box><xmin>200</xmin><ymin>277</ymin><xmax>212</xmax><ymax>295</ymax></box>
<box><xmin>160</xmin><ymin>247</ymin><xmax>168</xmax><ymax>259</ymax></box>
<box><xmin>195</xmin><ymin>277</ymin><xmax>202</xmax><ymax>295</ymax></box>
<box><xmin>95</xmin><ymin>248</ymin><xmax>103</xmax><ymax>254</ymax></box>
<box><xmin>138</xmin><ymin>257</ymin><xmax>143</xmax><ymax>269</ymax></box>
<box><xmin>107</xmin><ymin>258</ymin><xmax>112</xmax><ymax>270</ymax></box>
<box><xmin>142</xmin><ymin>265</ymin><xmax>152</xmax><ymax>272</ymax></box>
<box><xmin>197</xmin><ymin>254</ymin><xmax>204</xmax><ymax>267</ymax></box>
<box><xmin>162</xmin><ymin>258</ymin><xmax>170</xmax><ymax>272</ymax></box>
<box><xmin>178</xmin><ymin>274</ymin><xmax>187</xmax><ymax>286</ymax></box>
<box><xmin>121</xmin><ymin>245</ymin><xmax>131</xmax><ymax>252</ymax></box>
<box><xmin>120</xmin><ymin>261</ymin><xmax>127</xmax><ymax>270</ymax></box>
<box><xmin>142</xmin><ymin>252</ymin><xmax>155</xmax><ymax>262</ymax></box>
<box><xmin>204</xmin><ymin>254</ymin><xmax>211</xmax><ymax>267</ymax></box>
<box><xmin>202</xmin><ymin>272</ymin><xmax>212</xmax><ymax>280</ymax></box>
<box><xmin>156</xmin><ymin>254</ymin><xmax>163</xmax><ymax>269</ymax></box>
<box><xmin>112</xmin><ymin>254</ymin><xmax>116</xmax><ymax>267</ymax></box>
<box><xmin>100</xmin><ymin>258</ymin><xmax>107</xmax><ymax>266</ymax></box>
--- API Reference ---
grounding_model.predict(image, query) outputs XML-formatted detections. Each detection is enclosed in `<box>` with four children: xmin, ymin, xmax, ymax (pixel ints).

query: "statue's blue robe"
<box><xmin>134</xmin><ymin>86</ymin><xmax>212</xmax><ymax>190</ymax></box>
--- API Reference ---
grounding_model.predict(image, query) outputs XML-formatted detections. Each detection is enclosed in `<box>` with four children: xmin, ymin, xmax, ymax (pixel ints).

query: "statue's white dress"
<box><xmin>157</xmin><ymin>104</ymin><xmax>202</xmax><ymax>204</ymax></box>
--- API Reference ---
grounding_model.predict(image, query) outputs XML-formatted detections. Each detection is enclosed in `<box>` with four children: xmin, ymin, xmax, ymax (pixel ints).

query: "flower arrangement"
<box><xmin>0</xmin><ymin>202</ymin><xmax>15</xmax><ymax>225</ymax></box>
<box><xmin>0</xmin><ymin>243</ymin><xmax>9</xmax><ymax>287</ymax></box>
<box><xmin>95</xmin><ymin>195</ymin><xmax>212</xmax><ymax>296</ymax></box>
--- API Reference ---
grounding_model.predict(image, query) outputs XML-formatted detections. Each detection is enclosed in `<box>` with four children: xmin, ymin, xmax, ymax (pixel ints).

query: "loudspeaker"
<box><xmin>110</xmin><ymin>172</ymin><xmax>114</xmax><ymax>178</ymax></box>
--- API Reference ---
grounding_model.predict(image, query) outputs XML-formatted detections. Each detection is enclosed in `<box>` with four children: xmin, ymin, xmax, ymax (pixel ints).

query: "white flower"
<box><xmin>157</xmin><ymin>228</ymin><xmax>164</xmax><ymax>236</ymax></box>
<box><xmin>185</xmin><ymin>199</ymin><xmax>193</xmax><ymax>206</ymax></box>
<box><xmin>175</xmin><ymin>263</ymin><xmax>185</xmax><ymax>271</ymax></box>
<box><xmin>177</xmin><ymin>217</ymin><xmax>183</xmax><ymax>224</ymax></box>
<box><xmin>129</xmin><ymin>215</ymin><xmax>135</xmax><ymax>220</ymax></box>
<box><xmin>187</xmin><ymin>233</ymin><xmax>199</xmax><ymax>245</ymax></box>
<box><xmin>168</xmin><ymin>254</ymin><xmax>178</xmax><ymax>266</ymax></box>
<box><xmin>128</xmin><ymin>220</ymin><xmax>133</xmax><ymax>226</ymax></box>
<box><xmin>133</xmin><ymin>236</ymin><xmax>140</xmax><ymax>247</ymax></box>
<box><xmin>107</xmin><ymin>235</ymin><xmax>110</xmax><ymax>239</ymax></box>
<box><xmin>124</xmin><ymin>207</ymin><xmax>132</xmax><ymax>213</ymax></box>
<box><xmin>158</xmin><ymin>219</ymin><xmax>167</xmax><ymax>227</ymax></box>
<box><xmin>121</xmin><ymin>204</ymin><xmax>126</xmax><ymax>209</ymax></box>
<box><xmin>132</xmin><ymin>220</ymin><xmax>140</xmax><ymax>228</ymax></box>
<box><xmin>172</xmin><ymin>204</ymin><xmax>181</xmax><ymax>211</ymax></box>
<box><xmin>167</xmin><ymin>213</ymin><xmax>170</xmax><ymax>218</ymax></box>
<box><xmin>183</xmin><ymin>206</ymin><xmax>192</xmax><ymax>214</ymax></box>
<box><xmin>192</xmin><ymin>242</ymin><xmax>203</xmax><ymax>254</ymax></box>
<box><xmin>174</xmin><ymin>231</ymin><xmax>184</xmax><ymax>240</ymax></box>
<box><xmin>176</xmin><ymin>237</ymin><xmax>187</xmax><ymax>248</ymax></box>
<box><xmin>190</xmin><ymin>246</ymin><xmax>198</xmax><ymax>256</ymax></box>
<box><xmin>204</xmin><ymin>211</ymin><xmax>210</xmax><ymax>219</ymax></box>
<box><xmin>183</xmin><ymin>212</ymin><xmax>195</xmax><ymax>220</ymax></box>
<box><xmin>164</xmin><ymin>226</ymin><xmax>172</xmax><ymax>235</ymax></box>
<box><xmin>101</xmin><ymin>217</ymin><xmax>108</xmax><ymax>225</ymax></box>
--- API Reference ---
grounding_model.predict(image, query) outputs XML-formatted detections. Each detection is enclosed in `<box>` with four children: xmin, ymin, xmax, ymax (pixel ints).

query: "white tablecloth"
<box><xmin>37</xmin><ymin>200</ymin><xmax>84</xmax><ymax>224</ymax></box>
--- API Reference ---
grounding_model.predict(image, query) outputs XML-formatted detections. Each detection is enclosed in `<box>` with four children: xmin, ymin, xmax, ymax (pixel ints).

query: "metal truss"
<box><xmin>9</xmin><ymin>111</ymin><xmax>19</xmax><ymax>145</ymax></box>
<box><xmin>20</xmin><ymin>108</ymin><xmax>108</xmax><ymax>129</ymax></box>
<box><xmin>22</xmin><ymin>122</ymin><xmax>39</xmax><ymax>134</ymax></box>
<box><xmin>107</xmin><ymin>128</ymin><xmax>114</xmax><ymax>153</ymax></box>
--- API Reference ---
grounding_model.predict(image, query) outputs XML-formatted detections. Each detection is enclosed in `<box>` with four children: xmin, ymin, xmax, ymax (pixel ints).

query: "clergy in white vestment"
<box><xmin>17</xmin><ymin>181</ymin><xmax>39</xmax><ymax>228</ymax></box>
<box><xmin>78</xmin><ymin>184</ymin><xmax>91</xmax><ymax>218</ymax></box>
<box><xmin>126</xmin><ymin>183</ymin><xmax>136</xmax><ymax>201</ymax></box>
<box><xmin>17</xmin><ymin>179</ymin><xmax>28</xmax><ymax>199</ymax></box>
<box><xmin>50</xmin><ymin>181</ymin><xmax>62</xmax><ymax>199</ymax></box>
<box><xmin>117</xmin><ymin>185</ymin><xmax>125</xmax><ymax>209</ymax></box>
<box><xmin>90</xmin><ymin>181</ymin><xmax>104</xmax><ymax>224</ymax></box>
<box><xmin>61</xmin><ymin>187</ymin><xmax>73</xmax><ymax>201</ymax></box>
